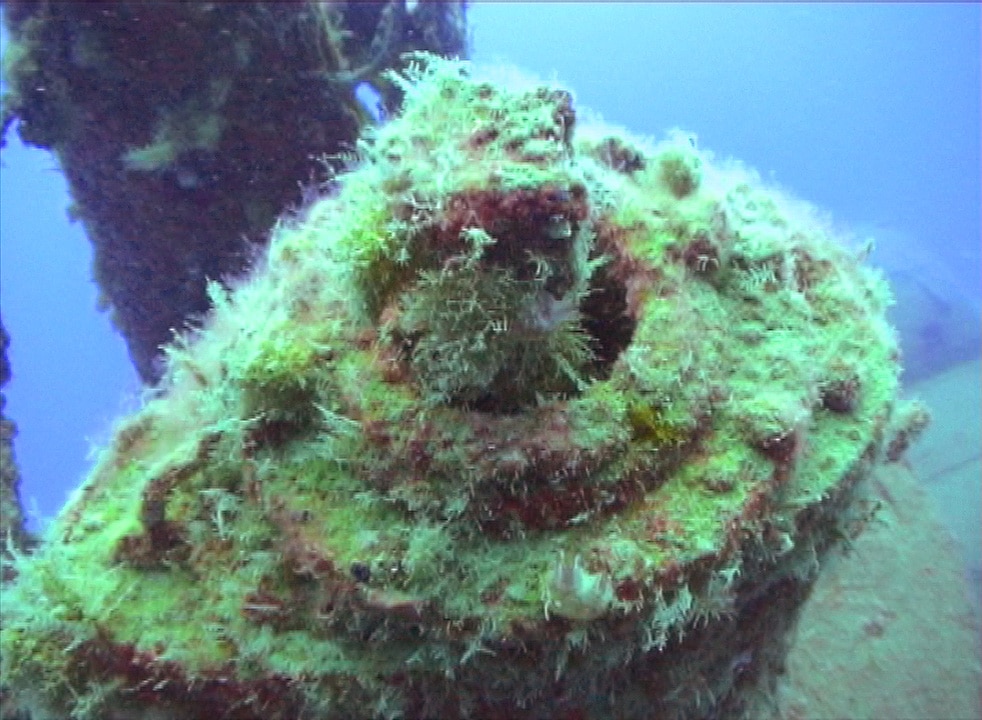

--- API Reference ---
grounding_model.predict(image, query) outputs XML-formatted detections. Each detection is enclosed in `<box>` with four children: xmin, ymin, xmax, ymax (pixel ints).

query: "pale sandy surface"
<box><xmin>779</xmin><ymin>456</ymin><xmax>981</xmax><ymax>719</ymax></box>
<box><xmin>907</xmin><ymin>358</ymin><xmax>982</xmax><ymax>617</ymax></box>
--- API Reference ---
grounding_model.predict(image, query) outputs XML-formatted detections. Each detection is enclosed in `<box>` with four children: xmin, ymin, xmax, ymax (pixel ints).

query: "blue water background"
<box><xmin>0</xmin><ymin>4</ymin><xmax>979</xmax><ymax>526</ymax></box>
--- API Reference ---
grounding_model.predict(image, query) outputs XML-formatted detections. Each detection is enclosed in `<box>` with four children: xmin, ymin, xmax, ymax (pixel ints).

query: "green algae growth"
<box><xmin>0</xmin><ymin>54</ymin><xmax>925</xmax><ymax>720</ymax></box>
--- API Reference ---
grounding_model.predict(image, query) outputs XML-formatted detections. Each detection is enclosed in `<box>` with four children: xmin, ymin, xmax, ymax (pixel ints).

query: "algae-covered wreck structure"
<box><xmin>0</xmin><ymin>55</ymin><xmax>926</xmax><ymax>720</ymax></box>
<box><xmin>0</xmin><ymin>1</ymin><xmax>467</xmax><ymax>384</ymax></box>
